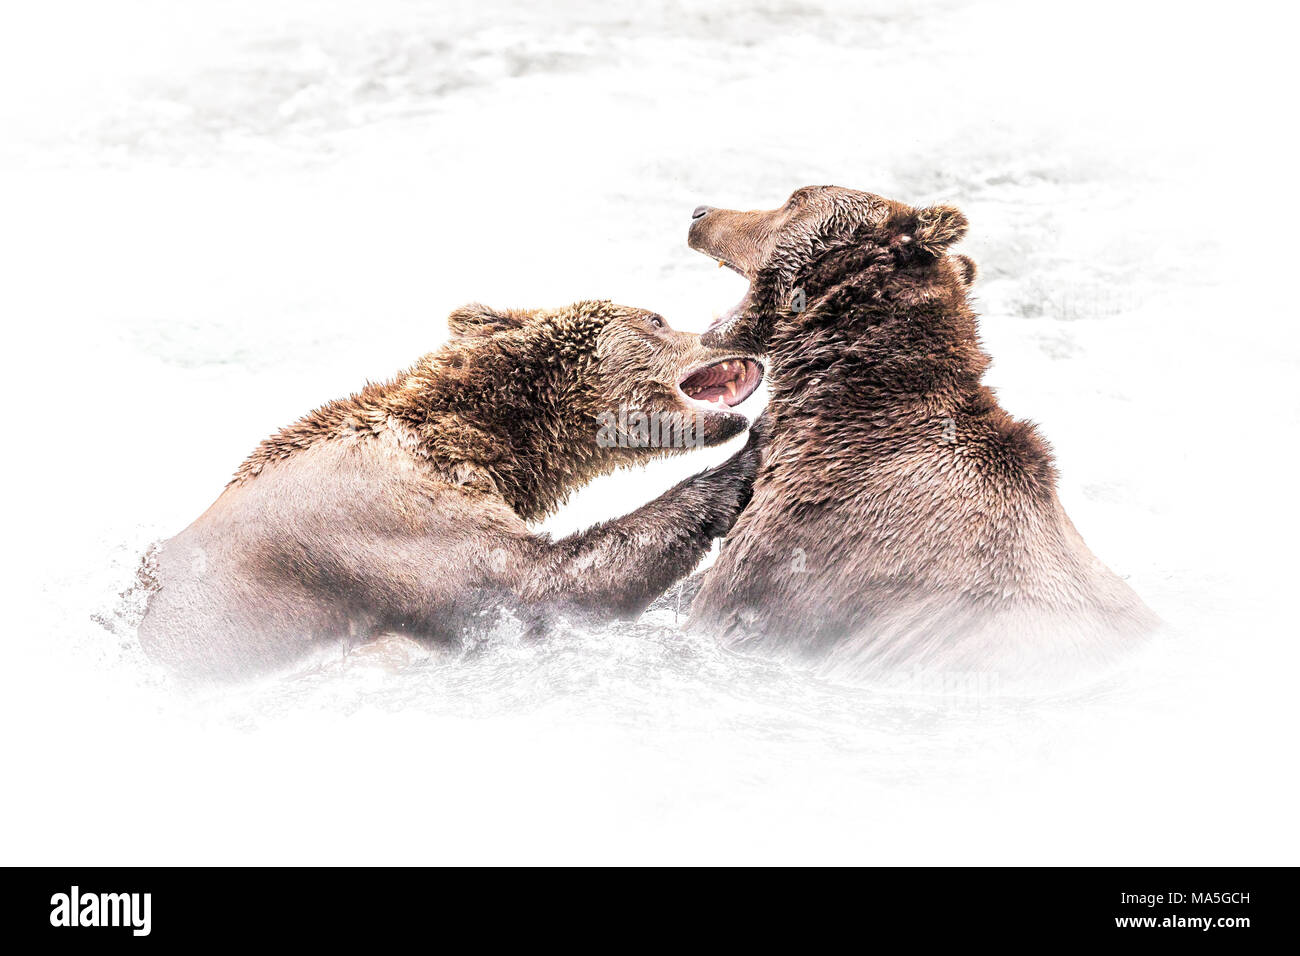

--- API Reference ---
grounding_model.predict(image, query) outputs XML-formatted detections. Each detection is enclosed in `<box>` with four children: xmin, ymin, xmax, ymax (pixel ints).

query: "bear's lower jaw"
<box><xmin>700</xmin><ymin>276</ymin><xmax>762</xmax><ymax>349</ymax></box>
<box><xmin>705</xmin><ymin>301</ymin><xmax>743</xmax><ymax>335</ymax></box>
<box><xmin>678</xmin><ymin>357</ymin><xmax>763</xmax><ymax>410</ymax></box>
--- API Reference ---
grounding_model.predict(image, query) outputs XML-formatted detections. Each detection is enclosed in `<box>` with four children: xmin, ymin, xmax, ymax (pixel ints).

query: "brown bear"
<box><xmin>138</xmin><ymin>300</ymin><xmax>765</xmax><ymax>680</ymax></box>
<box><xmin>684</xmin><ymin>186</ymin><xmax>1158</xmax><ymax>685</ymax></box>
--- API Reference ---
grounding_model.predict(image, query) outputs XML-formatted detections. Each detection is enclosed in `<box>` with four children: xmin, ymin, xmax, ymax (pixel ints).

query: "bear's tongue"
<box><xmin>679</xmin><ymin>358</ymin><xmax>762</xmax><ymax>408</ymax></box>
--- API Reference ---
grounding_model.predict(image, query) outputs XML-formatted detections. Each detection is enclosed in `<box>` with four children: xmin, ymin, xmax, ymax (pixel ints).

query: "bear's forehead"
<box><xmin>760</xmin><ymin>189</ymin><xmax>909</xmax><ymax>259</ymax></box>
<box><xmin>536</xmin><ymin>302</ymin><xmax>658</xmax><ymax>349</ymax></box>
<box><xmin>584</xmin><ymin>302</ymin><xmax>660</xmax><ymax>326</ymax></box>
<box><xmin>564</xmin><ymin>300</ymin><xmax>650</xmax><ymax>320</ymax></box>
<box><xmin>790</xmin><ymin>185</ymin><xmax>895</xmax><ymax>221</ymax></box>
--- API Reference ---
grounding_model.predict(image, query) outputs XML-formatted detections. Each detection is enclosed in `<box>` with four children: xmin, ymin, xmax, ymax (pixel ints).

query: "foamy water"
<box><xmin>2</xmin><ymin>0</ymin><xmax>1295</xmax><ymax>864</ymax></box>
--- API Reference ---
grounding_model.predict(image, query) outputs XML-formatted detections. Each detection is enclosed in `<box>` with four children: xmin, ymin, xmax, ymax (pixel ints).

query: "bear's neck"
<box><xmin>766</xmin><ymin>286</ymin><xmax>989</xmax><ymax>435</ymax></box>
<box><xmin>760</xmin><ymin>274</ymin><xmax>1057</xmax><ymax>499</ymax></box>
<box><xmin>390</xmin><ymin>347</ymin><xmax>610</xmax><ymax>522</ymax></box>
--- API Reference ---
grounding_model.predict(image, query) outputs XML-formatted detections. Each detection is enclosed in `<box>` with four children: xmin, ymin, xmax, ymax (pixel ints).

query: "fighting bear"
<box><xmin>685</xmin><ymin>186</ymin><xmax>1157</xmax><ymax>685</ymax></box>
<box><xmin>140</xmin><ymin>300</ymin><xmax>764</xmax><ymax>680</ymax></box>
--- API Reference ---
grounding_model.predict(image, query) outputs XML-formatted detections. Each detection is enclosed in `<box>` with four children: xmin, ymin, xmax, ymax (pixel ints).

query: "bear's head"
<box><xmin>688</xmin><ymin>185</ymin><xmax>976</xmax><ymax>352</ymax></box>
<box><xmin>434</xmin><ymin>300</ymin><xmax>763</xmax><ymax>518</ymax></box>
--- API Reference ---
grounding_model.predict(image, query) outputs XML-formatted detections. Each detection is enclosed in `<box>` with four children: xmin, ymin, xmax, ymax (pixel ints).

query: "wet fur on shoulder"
<box><xmin>233</xmin><ymin>302</ymin><xmax>609</xmax><ymax>521</ymax></box>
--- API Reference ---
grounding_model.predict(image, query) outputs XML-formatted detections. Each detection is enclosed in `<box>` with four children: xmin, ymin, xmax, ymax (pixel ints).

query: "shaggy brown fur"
<box><xmin>139</xmin><ymin>301</ymin><xmax>764</xmax><ymax>680</ymax></box>
<box><xmin>685</xmin><ymin>186</ymin><xmax>1158</xmax><ymax>685</ymax></box>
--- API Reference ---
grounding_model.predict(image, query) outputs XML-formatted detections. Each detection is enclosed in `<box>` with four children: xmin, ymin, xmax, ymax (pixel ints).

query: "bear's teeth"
<box><xmin>718</xmin><ymin>259</ymin><xmax>728</xmax><ymax>269</ymax></box>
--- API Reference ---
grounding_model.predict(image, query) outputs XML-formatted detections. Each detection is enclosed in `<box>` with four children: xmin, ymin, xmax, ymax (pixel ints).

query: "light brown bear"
<box><xmin>684</xmin><ymin>186</ymin><xmax>1158</xmax><ymax>686</ymax></box>
<box><xmin>139</xmin><ymin>300</ymin><xmax>764</xmax><ymax>680</ymax></box>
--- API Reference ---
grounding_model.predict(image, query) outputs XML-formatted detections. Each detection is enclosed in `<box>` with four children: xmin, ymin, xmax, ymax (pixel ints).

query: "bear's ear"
<box><xmin>446</xmin><ymin>303</ymin><xmax>530</xmax><ymax>338</ymax></box>
<box><xmin>907</xmin><ymin>204</ymin><xmax>969</xmax><ymax>257</ymax></box>
<box><xmin>951</xmin><ymin>254</ymin><xmax>977</xmax><ymax>287</ymax></box>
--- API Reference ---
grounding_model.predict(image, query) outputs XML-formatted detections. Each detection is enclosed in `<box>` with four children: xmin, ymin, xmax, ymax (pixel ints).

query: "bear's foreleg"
<box><xmin>509</xmin><ymin>435</ymin><xmax>762</xmax><ymax>621</ymax></box>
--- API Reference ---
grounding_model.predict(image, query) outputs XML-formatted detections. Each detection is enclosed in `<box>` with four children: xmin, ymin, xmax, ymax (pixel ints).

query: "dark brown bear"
<box><xmin>139</xmin><ymin>300</ymin><xmax>764</xmax><ymax>680</ymax></box>
<box><xmin>685</xmin><ymin>186</ymin><xmax>1157</xmax><ymax>685</ymax></box>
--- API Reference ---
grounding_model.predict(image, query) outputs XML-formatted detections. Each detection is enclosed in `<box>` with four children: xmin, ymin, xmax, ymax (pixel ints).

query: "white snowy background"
<box><xmin>1</xmin><ymin>0</ymin><xmax>1296</xmax><ymax>864</ymax></box>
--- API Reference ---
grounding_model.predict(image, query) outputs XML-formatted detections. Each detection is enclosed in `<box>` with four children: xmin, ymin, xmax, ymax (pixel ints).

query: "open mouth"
<box><xmin>677</xmin><ymin>357</ymin><xmax>763</xmax><ymax>409</ymax></box>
